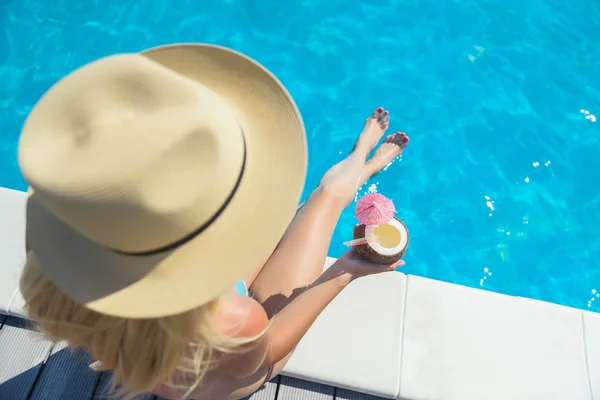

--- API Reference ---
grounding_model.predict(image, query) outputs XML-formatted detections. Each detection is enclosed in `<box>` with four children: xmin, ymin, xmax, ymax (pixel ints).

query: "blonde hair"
<box><xmin>20</xmin><ymin>252</ymin><xmax>256</xmax><ymax>399</ymax></box>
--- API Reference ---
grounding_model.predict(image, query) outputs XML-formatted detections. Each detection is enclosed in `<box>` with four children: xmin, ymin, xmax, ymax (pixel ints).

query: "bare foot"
<box><xmin>354</xmin><ymin>107</ymin><xmax>390</xmax><ymax>157</ymax></box>
<box><xmin>359</xmin><ymin>132</ymin><xmax>410</xmax><ymax>186</ymax></box>
<box><xmin>319</xmin><ymin>107</ymin><xmax>391</xmax><ymax>206</ymax></box>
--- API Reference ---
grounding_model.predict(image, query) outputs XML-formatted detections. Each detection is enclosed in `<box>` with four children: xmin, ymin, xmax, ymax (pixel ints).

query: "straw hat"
<box><xmin>18</xmin><ymin>44</ymin><xmax>307</xmax><ymax>318</ymax></box>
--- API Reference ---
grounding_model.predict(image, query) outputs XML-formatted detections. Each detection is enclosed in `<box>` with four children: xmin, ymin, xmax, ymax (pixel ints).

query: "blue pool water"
<box><xmin>1</xmin><ymin>0</ymin><xmax>600</xmax><ymax>310</ymax></box>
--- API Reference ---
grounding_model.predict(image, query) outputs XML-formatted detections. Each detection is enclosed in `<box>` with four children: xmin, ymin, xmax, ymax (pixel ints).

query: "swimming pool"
<box><xmin>1</xmin><ymin>0</ymin><xmax>599</xmax><ymax>311</ymax></box>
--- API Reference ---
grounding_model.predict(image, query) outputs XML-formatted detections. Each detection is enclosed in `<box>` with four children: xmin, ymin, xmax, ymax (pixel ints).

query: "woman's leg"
<box><xmin>252</xmin><ymin>128</ymin><xmax>409</xmax><ymax>384</ymax></box>
<box><xmin>242</xmin><ymin>130</ymin><xmax>409</xmax><ymax>293</ymax></box>
<box><xmin>249</xmin><ymin>110</ymin><xmax>411</xmax><ymax>316</ymax></box>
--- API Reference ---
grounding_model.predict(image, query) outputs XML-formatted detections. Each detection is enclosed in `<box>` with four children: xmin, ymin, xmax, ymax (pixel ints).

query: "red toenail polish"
<box><xmin>402</xmin><ymin>137</ymin><xmax>409</xmax><ymax>143</ymax></box>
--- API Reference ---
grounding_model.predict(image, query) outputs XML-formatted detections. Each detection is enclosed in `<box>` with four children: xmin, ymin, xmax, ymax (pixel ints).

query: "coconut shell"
<box><xmin>353</xmin><ymin>217</ymin><xmax>409</xmax><ymax>264</ymax></box>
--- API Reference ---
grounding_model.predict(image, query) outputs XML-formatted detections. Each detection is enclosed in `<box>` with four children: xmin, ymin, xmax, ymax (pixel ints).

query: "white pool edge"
<box><xmin>1</xmin><ymin>187</ymin><xmax>599</xmax><ymax>400</ymax></box>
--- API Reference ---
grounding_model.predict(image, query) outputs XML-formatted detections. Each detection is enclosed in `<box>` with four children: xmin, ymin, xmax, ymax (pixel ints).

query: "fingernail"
<box><xmin>398</xmin><ymin>260</ymin><xmax>406</xmax><ymax>267</ymax></box>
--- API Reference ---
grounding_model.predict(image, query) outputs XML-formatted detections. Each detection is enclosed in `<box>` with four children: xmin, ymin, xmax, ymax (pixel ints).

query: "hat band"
<box><xmin>113</xmin><ymin>133</ymin><xmax>247</xmax><ymax>257</ymax></box>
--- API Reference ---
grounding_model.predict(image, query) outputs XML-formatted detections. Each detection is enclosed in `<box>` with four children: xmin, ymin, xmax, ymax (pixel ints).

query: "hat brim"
<box><xmin>26</xmin><ymin>44</ymin><xmax>307</xmax><ymax>318</ymax></box>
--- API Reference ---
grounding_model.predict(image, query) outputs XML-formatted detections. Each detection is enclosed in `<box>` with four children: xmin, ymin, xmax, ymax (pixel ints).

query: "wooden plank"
<box><xmin>29</xmin><ymin>341</ymin><xmax>101</xmax><ymax>400</ymax></box>
<box><xmin>155</xmin><ymin>377</ymin><xmax>279</xmax><ymax>400</ymax></box>
<box><xmin>0</xmin><ymin>317</ymin><xmax>53</xmax><ymax>400</ymax></box>
<box><xmin>277</xmin><ymin>376</ymin><xmax>334</xmax><ymax>400</ymax></box>
<box><xmin>335</xmin><ymin>388</ymin><xmax>388</xmax><ymax>400</ymax></box>
<box><xmin>93</xmin><ymin>371</ymin><xmax>155</xmax><ymax>399</ymax></box>
<box><xmin>242</xmin><ymin>378</ymin><xmax>279</xmax><ymax>400</ymax></box>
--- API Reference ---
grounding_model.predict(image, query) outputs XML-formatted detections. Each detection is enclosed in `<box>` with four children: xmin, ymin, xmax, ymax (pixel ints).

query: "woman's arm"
<box><xmin>258</xmin><ymin>250</ymin><xmax>403</xmax><ymax>369</ymax></box>
<box><xmin>259</xmin><ymin>263</ymin><xmax>351</xmax><ymax>368</ymax></box>
<box><xmin>219</xmin><ymin>264</ymin><xmax>351</xmax><ymax>381</ymax></box>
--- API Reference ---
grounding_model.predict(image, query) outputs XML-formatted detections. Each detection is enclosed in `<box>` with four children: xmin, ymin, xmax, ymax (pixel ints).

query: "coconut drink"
<box><xmin>353</xmin><ymin>217</ymin><xmax>409</xmax><ymax>264</ymax></box>
<box><xmin>346</xmin><ymin>193</ymin><xmax>409</xmax><ymax>264</ymax></box>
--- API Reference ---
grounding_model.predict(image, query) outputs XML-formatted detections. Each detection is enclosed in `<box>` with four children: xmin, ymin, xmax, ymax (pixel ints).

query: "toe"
<box><xmin>371</xmin><ymin>107</ymin><xmax>384</xmax><ymax>118</ymax></box>
<box><xmin>386</xmin><ymin>132</ymin><xmax>400</xmax><ymax>143</ymax></box>
<box><xmin>400</xmin><ymin>133</ymin><xmax>410</xmax><ymax>146</ymax></box>
<box><xmin>380</xmin><ymin>115</ymin><xmax>390</xmax><ymax>128</ymax></box>
<box><xmin>386</xmin><ymin>132</ymin><xmax>409</xmax><ymax>146</ymax></box>
<box><xmin>378</xmin><ymin>110</ymin><xmax>389</xmax><ymax>122</ymax></box>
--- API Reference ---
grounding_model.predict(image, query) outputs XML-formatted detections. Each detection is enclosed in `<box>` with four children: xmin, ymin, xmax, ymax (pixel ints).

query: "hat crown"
<box><xmin>19</xmin><ymin>54</ymin><xmax>246</xmax><ymax>253</ymax></box>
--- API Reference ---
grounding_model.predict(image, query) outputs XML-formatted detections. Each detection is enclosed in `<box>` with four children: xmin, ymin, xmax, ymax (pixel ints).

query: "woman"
<box><xmin>18</xmin><ymin>43</ymin><xmax>409</xmax><ymax>400</ymax></box>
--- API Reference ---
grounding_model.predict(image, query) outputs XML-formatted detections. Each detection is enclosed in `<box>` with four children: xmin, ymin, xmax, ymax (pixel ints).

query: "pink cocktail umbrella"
<box><xmin>355</xmin><ymin>193</ymin><xmax>396</xmax><ymax>225</ymax></box>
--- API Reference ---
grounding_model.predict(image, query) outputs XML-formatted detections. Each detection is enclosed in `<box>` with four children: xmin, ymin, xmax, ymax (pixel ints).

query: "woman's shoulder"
<box><xmin>214</xmin><ymin>294</ymin><xmax>271</xmax><ymax>379</ymax></box>
<box><xmin>216</xmin><ymin>294</ymin><xmax>269</xmax><ymax>339</ymax></box>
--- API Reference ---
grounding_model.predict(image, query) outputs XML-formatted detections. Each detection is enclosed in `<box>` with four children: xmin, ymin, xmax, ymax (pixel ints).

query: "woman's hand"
<box><xmin>329</xmin><ymin>249</ymin><xmax>405</xmax><ymax>283</ymax></box>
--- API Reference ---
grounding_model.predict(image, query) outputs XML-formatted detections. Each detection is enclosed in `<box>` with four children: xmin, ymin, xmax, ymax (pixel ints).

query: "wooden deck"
<box><xmin>0</xmin><ymin>314</ymin><xmax>381</xmax><ymax>400</ymax></box>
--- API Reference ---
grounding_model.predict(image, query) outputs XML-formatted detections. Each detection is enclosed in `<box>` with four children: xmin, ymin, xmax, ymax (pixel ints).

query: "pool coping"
<box><xmin>1</xmin><ymin>186</ymin><xmax>599</xmax><ymax>400</ymax></box>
